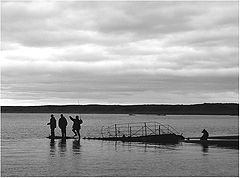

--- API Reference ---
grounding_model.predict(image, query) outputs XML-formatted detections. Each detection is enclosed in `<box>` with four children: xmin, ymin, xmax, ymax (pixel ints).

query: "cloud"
<box><xmin>1</xmin><ymin>1</ymin><xmax>239</xmax><ymax>105</ymax></box>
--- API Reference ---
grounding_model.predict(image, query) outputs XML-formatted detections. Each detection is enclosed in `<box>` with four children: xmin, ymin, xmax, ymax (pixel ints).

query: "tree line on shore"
<box><xmin>1</xmin><ymin>103</ymin><xmax>238</xmax><ymax>115</ymax></box>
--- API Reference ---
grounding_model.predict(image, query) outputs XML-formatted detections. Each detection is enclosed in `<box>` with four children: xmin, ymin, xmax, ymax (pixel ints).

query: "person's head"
<box><xmin>60</xmin><ymin>114</ymin><xmax>63</xmax><ymax>117</ymax></box>
<box><xmin>76</xmin><ymin>116</ymin><xmax>79</xmax><ymax>120</ymax></box>
<box><xmin>202</xmin><ymin>129</ymin><xmax>206</xmax><ymax>133</ymax></box>
<box><xmin>51</xmin><ymin>114</ymin><xmax>54</xmax><ymax>118</ymax></box>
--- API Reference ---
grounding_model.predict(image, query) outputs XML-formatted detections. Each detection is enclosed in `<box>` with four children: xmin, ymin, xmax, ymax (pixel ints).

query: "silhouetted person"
<box><xmin>69</xmin><ymin>115</ymin><xmax>83</xmax><ymax>138</ymax></box>
<box><xmin>47</xmin><ymin>114</ymin><xmax>56</xmax><ymax>138</ymax></box>
<box><xmin>58</xmin><ymin>114</ymin><xmax>68</xmax><ymax>138</ymax></box>
<box><xmin>200</xmin><ymin>129</ymin><xmax>209</xmax><ymax>140</ymax></box>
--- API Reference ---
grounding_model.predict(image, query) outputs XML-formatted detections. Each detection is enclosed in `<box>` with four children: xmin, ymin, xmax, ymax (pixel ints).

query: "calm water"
<box><xmin>1</xmin><ymin>113</ymin><xmax>239</xmax><ymax>177</ymax></box>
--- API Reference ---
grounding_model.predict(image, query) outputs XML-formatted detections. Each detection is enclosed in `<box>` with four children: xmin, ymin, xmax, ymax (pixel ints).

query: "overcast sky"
<box><xmin>1</xmin><ymin>1</ymin><xmax>239</xmax><ymax>106</ymax></box>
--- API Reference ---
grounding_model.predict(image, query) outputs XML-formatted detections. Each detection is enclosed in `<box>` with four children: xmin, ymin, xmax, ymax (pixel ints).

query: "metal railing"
<box><xmin>100</xmin><ymin>122</ymin><xmax>180</xmax><ymax>138</ymax></box>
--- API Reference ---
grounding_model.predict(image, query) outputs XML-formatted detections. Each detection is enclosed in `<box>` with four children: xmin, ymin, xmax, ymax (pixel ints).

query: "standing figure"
<box><xmin>58</xmin><ymin>114</ymin><xmax>68</xmax><ymax>138</ymax></box>
<box><xmin>200</xmin><ymin>129</ymin><xmax>209</xmax><ymax>140</ymax></box>
<box><xmin>69</xmin><ymin>115</ymin><xmax>83</xmax><ymax>138</ymax></box>
<box><xmin>47</xmin><ymin>114</ymin><xmax>56</xmax><ymax>138</ymax></box>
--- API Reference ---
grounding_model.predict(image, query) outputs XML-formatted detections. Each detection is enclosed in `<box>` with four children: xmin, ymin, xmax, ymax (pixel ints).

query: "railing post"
<box><xmin>130</xmin><ymin>126</ymin><xmax>132</xmax><ymax>137</ymax></box>
<box><xmin>142</xmin><ymin>126</ymin><xmax>144</xmax><ymax>136</ymax></box>
<box><xmin>159</xmin><ymin>125</ymin><xmax>161</xmax><ymax>135</ymax></box>
<box><xmin>101</xmin><ymin>126</ymin><xmax>104</xmax><ymax>138</ymax></box>
<box><xmin>155</xmin><ymin>123</ymin><xmax>156</xmax><ymax>135</ymax></box>
<box><xmin>144</xmin><ymin>122</ymin><xmax>147</xmax><ymax>136</ymax></box>
<box><xmin>115</xmin><ymin>124</ymin><xmax>117</xmax><ymax>137</ymax></box>
<box><xmin>128</xmin><ymin>124</ymin><xmax>130</xmax><ymax>137</ymax></box>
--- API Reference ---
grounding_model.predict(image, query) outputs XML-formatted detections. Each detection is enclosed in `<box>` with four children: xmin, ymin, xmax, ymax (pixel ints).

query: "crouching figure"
<box><xmin>200</xmin><ymin>129</ymin><xmax>209</xmax><ymax>140</ymax></box>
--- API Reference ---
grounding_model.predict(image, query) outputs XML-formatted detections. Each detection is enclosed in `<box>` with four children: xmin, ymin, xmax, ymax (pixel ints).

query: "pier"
<box><xmin>83</xmin><ymin>121</ymin><xmax>184</xmax><ymax>143</ymax></box>
<box><xmin>83</xmin><ymin>121</ymin><xmax>239</xmax><ymax>148</ymax></box>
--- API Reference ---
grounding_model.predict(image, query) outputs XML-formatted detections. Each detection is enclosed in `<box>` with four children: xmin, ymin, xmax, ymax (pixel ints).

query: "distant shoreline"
<box><xmin>1</xmin><ymin>103</ymin><xmax>239</xmax><ymax>115</ymax></box>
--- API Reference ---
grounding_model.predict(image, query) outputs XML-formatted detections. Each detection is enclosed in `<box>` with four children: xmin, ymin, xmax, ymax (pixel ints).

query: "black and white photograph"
<box><xmin>1</xmin><ymin>0</ymin><xmax>239</xmax><ymax>177</ymax></box>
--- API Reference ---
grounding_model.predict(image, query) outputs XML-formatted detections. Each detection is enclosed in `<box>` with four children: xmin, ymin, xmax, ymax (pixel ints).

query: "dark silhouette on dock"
<box><xmin>200</xmin><ymin>129</ymin><xmax>209</xmax><ymax>140</ymax></box>
<box><xmin>58</xmin><ymin>114</ymin><xmax>68</xmax><ymax>138</ymax></box>
<box><xmin>47</xmin><ymin>114</ymin><xmax>56</xmax><ymax>138</ymax></box>
<box><xmin>69</xmin><ymin>116</ymin><xmax>83</xmax><ymax>138</ymax></box>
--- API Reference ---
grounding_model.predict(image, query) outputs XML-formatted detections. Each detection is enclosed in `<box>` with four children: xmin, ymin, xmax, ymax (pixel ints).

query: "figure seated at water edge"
<box><xmin>200</xmin><ymin>129</ymin><xmax>209</xmax><ymax>140</ymax></box>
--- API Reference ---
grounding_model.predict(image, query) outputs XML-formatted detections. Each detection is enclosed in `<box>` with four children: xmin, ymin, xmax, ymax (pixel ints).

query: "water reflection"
<box><xmin>72</xmin><ymin>139</ymin><xmax>81</xmax><ymax>154</ymax></box>
<box><xmin>201</xmin><ymin>143</ymin><xmax>209</xmax><ymax>153</ymax></box>
<box><xmin>49</xmin><ymin>139</ymin><xmax>56</xmax><ymax>156</ymax></box>
<box><xmin>49</xmin><ymin>138</ymin><xmax>82</xmax><ymax>157</ymax></box>
<box><xmin>59</xmin><ymin>138</ymin><xmax>67</xmax><ymax>156</ymax></box>
<box><xmin>114</xmin><ymin>141</ymin><xmax>118</xmax><ymax>151</ymax></box>
<box><xmin>114</xmin><ymin>141</ymin><xmax>178</xmax><ymax>153</ymax></box>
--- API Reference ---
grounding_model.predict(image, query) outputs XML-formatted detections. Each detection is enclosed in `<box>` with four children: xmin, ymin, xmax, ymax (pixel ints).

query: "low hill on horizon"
<box><xmin>1</xmin><ymin>103</ymin><xmax>238</xmax><ymax>115</ymax></box>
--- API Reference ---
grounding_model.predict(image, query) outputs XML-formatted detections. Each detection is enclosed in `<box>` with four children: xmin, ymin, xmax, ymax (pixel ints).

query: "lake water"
<box><xmin>1</xmin><ymin>113</ymin><xmax>239</xmax><ymax>177</ymax></box>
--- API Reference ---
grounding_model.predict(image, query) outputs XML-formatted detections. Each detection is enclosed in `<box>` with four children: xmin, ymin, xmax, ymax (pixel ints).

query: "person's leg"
<box><xmin>63</xmin><ymin>127</ymin><xmax>66</xmax><ymax>138</ymax></box>
<box><xmin>72</xmin><ymin>129</ymin><xmax>77</xmax><ymax>136</ymax></box>
<box><xmin>53</xmin><ymin>128</ymin><xmax>55</xmax><ymax>138</ymax></box>
<box><xmin>61</xmin><ymin>129</ymin><xmax>64</xmax><ymax>138</ymax></box>
<box><xmin>51</xmin><ymin>128</ymin><xmax>55</xmax><ymax>138</ymax></box>
<box><xmin>77</xmin><ymin>129</ymin><xmax>80</xmax><ymax>138</ymax></box>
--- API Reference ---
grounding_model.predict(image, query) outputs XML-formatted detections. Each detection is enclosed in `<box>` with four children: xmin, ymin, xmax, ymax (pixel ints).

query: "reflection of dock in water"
<box><xmin>83</xmin><ymin>122</ymin><xmax>184</xmax><ymax>144</ymax></box>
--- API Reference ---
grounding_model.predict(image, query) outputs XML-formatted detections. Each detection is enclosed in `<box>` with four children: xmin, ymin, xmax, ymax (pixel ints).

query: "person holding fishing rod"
<box><xmin>69</xmin><ymin>115</ymin><xmax>83</xmax><ymax>139</ymax></box>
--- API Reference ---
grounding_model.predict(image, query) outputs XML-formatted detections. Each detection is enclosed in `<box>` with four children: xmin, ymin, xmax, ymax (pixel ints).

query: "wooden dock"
<box><xmin>83</xmin><ymin>121</ymin><xmax>184</xmax><ymax>143</ymax></box>
<box><xmin>83</xmin><ymin>121</ymin><xmax>239</xmax><ymax>148</ymax></box>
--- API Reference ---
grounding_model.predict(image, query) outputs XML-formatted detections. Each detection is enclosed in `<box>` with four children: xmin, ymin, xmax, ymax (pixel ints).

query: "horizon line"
<box><xmin>1</xmin><ymin>102</ymin><xmax>239</xmax><ymax>107</ymax></box>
